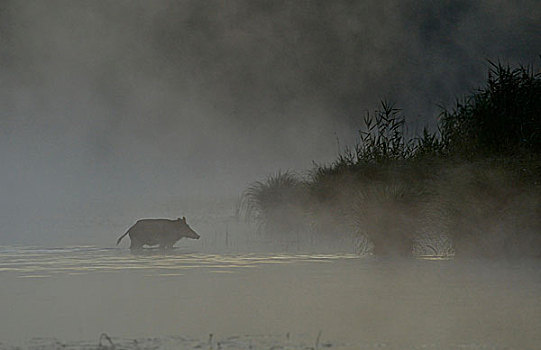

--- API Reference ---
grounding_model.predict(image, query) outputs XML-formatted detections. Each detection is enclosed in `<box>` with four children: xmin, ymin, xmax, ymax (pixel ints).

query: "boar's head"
<box><xmin>177</xmin><ymin>216</ymin><xmax>200</xmax><ymax>239</ymax></box>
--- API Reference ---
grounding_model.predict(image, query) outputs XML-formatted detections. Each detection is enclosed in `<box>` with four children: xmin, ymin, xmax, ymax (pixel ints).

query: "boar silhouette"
<box><xmin>117</xmin><ymin>217</ymin><xmax>200</xmax><ymax>250</ymax></box>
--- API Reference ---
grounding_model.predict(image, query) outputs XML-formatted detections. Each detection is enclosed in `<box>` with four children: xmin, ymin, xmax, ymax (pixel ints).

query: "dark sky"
<box><xmin>0</xmin><ymin>0</ymin><xmax>540</xmax><ymax>242</ymax></box>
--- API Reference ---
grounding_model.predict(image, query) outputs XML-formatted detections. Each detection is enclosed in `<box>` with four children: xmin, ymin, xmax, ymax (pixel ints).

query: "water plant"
<box><xmin>243</xmin><ymin>59</ymin><xmax>541</xmax><ymax>257</ymax></box>
<box><xmin>241</xmin><ymin>171</ymin><xmax>309</xmax><ymax>236</ymax></box>
<box><xmin>439</xmin><ymin>61</ymin><xmax>541</xmax><ymax>158</ymax></box>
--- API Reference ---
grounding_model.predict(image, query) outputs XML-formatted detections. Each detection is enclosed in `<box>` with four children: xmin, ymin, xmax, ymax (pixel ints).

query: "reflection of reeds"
<box><xmin>413</xmin><ymin>233</ymin><xmax>455</xmax><ymax>257</ymax></box>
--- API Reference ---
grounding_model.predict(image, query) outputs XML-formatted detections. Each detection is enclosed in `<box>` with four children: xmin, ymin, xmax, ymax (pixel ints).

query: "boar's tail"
<box><xmin>116</xmin><ymin>229</ymin><xmax>131</xmax><ymax>246</ymax></box>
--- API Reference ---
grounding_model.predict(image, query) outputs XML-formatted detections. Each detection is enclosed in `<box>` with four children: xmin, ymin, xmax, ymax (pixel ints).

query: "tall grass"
<box><xmin>440</xmin><ymin>61</ymin><xmax>541</xmax><ymax>158</ymax></box>
<box><xmin>241</xmin><ymin>171</ymin><xmax>308</xmax><ymax>236</ymax></box>
<box><xmin>242</xmin><ymin>60</ymin><xmax>541</xmax><ymax>257</ymax></box>
<box><xmin>353</xmin><ymin>101</ymin><xmax>416</xmax><ymax>163</ymax></box>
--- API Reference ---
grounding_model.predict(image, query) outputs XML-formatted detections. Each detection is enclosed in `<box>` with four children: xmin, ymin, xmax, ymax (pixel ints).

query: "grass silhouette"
<box><xmin>243</xmin><ymin>59</ymin><xmax>541</xmax><ymax>257</ymax></box>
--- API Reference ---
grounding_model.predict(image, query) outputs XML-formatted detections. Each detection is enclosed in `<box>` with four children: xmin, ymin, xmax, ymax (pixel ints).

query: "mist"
<box><xmin>1</xmin><ymin>2</ymin><xmax>541</xmax><ymax>349</ymax></box>
<box><xmin>1</xmin><ymin>0</ymin><xmax>540</xmax><ymax>244</ymax></box>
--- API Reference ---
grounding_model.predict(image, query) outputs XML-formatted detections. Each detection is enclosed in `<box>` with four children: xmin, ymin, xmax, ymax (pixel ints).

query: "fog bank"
<box><xmin>1</xmin><ymin>0</ymin><xmax>540</xmax><ymax>244</ymax></box>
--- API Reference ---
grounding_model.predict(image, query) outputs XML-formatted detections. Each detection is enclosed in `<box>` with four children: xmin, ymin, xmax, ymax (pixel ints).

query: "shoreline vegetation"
<box><xmin>241</xmin><ymin>61</ymin><xmax>541</xmax><ymax>258</ymax></box>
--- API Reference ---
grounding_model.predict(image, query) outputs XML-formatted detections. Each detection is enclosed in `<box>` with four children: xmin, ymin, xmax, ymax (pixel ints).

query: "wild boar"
<box><xmin>116</xmin><ymin>217</ymin><xmax>200</xmax><ymax>250</ymax></box>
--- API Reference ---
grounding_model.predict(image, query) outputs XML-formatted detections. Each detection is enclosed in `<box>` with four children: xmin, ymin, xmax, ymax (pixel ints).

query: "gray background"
<box><xmin>1</xmin><ymin>0</ymin><xmax>540</xmax><ymax>244</ymax></box>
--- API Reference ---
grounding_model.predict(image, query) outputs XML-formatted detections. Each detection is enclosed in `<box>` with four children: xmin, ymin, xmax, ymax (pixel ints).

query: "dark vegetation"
<box><xmin>242</xmin><ymin>61</ymin><xmax>541</xmax><ymax>257</ymax></box>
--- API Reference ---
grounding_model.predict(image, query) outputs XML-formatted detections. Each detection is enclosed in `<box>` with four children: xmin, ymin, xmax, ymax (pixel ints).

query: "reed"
<box><xmin>241</xmin><ymin>171</ymin><xmax>309</xmax><ymax>236</ymax></box>
<box><xmin>242</xmin><ymin>59</ymin><xmax>541</xmax><ymax>257</ymax></box>
<box><xmin>440</xmin><ymin>61</ymin><xmax>541</xmax><ymax>158</ymax></box>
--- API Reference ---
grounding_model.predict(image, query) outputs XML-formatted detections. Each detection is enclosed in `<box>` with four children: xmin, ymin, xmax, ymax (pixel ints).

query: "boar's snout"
<box><xmin>185</xmin><ymin>226</ymin><xmax>200</xmax><ymax>240</ymax></box>
<box><xmin>178</xmin><ymin>217</ymin><xmax>200</xmax><ymax>239</ymax></box>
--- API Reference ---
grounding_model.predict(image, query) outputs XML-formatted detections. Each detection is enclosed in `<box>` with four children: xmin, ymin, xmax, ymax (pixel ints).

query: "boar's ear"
<box><xmin>182</xmin><ymin>216</ymin><xmax>186</xmax><ymax>222</ymax></box>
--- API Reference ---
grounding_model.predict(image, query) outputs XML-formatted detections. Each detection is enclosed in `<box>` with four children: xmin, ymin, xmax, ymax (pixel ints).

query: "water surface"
<box><xmin>1</xmin><ymin>246</ymin><xmax>540</xmax><ymax>349</ymax></box>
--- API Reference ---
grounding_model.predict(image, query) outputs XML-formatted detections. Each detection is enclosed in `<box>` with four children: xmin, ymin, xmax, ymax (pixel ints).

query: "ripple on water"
<box><xmin>0</xmin><ymin>245</ymin><xmax>361</xmax><ymax>277</ymax></box>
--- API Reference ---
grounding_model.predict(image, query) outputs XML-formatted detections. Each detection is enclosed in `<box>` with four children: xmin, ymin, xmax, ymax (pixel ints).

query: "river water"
<box><xmin>1</xmin><ymin>246</ymin><xmax>540</xmax><ymax>349</ymax></box>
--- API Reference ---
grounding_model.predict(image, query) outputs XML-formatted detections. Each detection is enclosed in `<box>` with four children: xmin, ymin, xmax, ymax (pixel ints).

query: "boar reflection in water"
<box><xmin>116</xmin><ymin>217</ymin><xmax>200</xmax><ymax>250</ymax></box>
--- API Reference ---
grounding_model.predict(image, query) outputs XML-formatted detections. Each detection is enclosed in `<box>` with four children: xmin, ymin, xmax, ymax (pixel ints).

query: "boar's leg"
<box><xmin>160</xmin><ymin>242</ymin><xmax>174</xmax><ymax>250</ymax></box>
<box><xmin>130</xmin><ymin>239</ymin><xmax>144</xmax><ymax>250</ymax></box>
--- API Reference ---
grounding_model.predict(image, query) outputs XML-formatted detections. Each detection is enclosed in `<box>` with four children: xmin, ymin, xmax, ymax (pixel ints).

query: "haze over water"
<box><xmin>1</xmin><ymin>1</ymin><xmax>541</xmax><ymax>349</ymax></box>
<box><xmin>1</xmin><ymin>245</ymin><xmax>540</xmax><ymax>349</ymax></box>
